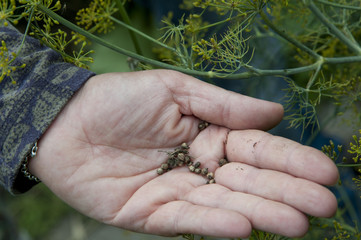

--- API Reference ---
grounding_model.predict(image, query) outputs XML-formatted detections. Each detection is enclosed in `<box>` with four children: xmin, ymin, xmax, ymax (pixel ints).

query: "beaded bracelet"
<box><xmin>21</xmin><ymin>142</ymin><xmax>41</xmax><ymax>182</ymax></box>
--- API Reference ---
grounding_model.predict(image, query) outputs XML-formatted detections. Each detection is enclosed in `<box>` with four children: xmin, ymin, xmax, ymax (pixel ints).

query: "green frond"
<box><xmin>282</xmin><ymin>78</ymin><xmax>320</xmax><ymax>137</ymax></box>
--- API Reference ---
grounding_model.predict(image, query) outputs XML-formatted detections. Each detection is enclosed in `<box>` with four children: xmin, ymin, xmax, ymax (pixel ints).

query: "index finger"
<box><xmin>159</xmin><ymin>70</ymin><xmax>284</xmax><ymax>130</ymax></box>
<box><xmin>225</xmin><ymin>130</ymin><xmax>339</xmax><ymax>185</ymax></box>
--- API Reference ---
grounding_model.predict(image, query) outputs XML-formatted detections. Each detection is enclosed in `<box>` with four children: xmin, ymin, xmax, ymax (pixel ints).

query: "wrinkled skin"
<box><xmin>30</xmin><ymin>70</ymin><xmax>339</xmax><ymax>238</ymax></box>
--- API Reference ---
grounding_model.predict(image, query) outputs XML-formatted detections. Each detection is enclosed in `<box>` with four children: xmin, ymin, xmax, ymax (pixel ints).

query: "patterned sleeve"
<box><xmin>0</xmin><ymin>22</ymin><xmax>95</xmax><ymax>194</ymax></box>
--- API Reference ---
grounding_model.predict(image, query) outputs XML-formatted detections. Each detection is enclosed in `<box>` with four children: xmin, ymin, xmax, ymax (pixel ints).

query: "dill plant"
<box><xmin>2</xmin><ymin>0</ymin><xmax>361</xmax><ymax>239</ymax></box>
<box><xmin>0</xmin><ymin>40</ymin><xmax>26</xmax><ymax>83</ymax></box>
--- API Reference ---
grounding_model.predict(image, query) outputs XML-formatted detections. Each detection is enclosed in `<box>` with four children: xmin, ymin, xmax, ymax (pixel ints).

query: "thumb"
<box><xmin>161</xmin><ymin>70</ymin><xmax>284</xmax><ymax>130</ymax></box>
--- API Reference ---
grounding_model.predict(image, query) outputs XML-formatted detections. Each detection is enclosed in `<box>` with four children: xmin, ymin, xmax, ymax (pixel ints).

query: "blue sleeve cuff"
<box><xmin>0</xmin><ymin>23</ymin><xmax>95</xmax><ymax>194</ymax></box>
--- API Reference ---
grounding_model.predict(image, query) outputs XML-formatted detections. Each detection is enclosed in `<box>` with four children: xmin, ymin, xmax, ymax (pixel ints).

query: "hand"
<box><xmin>29</xmin><ymin>70</ymin><xmax>338</xmax><ymax>238</ymax></box>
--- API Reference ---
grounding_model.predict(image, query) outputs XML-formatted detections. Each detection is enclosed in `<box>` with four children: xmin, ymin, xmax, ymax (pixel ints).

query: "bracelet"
<box><xmin>21</xmin><ymin>142</ymin><xmax>41</xmax><ymax>182</ymax></box>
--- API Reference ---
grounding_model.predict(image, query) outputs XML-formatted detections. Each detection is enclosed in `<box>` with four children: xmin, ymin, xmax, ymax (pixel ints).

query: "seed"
<box><xmin>201</xmin><ymin>168</ymin><xmax>208</xmax><ymax>175</ymax></box>
<box><xmin>184</xmin><ymin>155</ymin><xmax>191</xmax><ymax>164</ymax></box>
<box><xmin>194</xmin><ymin>161</ymin><xmax>201</xmax><ymax>168</ymax></box>
<box><xmin>207</xmin><ymin>179</ymin><xmax>216</xmax><ymax>184</ymax></box>
<box><xmin>175</xmin><ymin>148</ymin><xmax>188</xmax><ymax>155</ymax></box>
<box><xmin>206</xmin><ymin>172</ymin><xmax>214</xmax><ymax>180</ymax></box>
<box><xmin>167</xmin><ymin>158</ymin><xmax>176</xmax><ymax>167</ymax></box>
<box><xmin>181</xmin><ymin>142</ymin><xmax>189</xmax><ymax>149</ymax></box>
<box><xmin>189</xmin><ymin>165</ymin><xmax>195</xmax><ymax>172</ymax></box>
<box><xmin>182</xmin><ymin>149</ymin><xmax>189</xmax><ymax>154</ymax></box>
<box><xmin>195</xmin><ymin>168</ymin><xmax>201</xmax><ymax>174</ymax></box>
<box><xmin>156</xmin><ymin>168</ymin><xmax>164</xmax><ymax>175</ymax></box>
<box><xmin>160</xmin><ymin>163</ymin><xmax>168</xmax><ymax>170</ymax></box>
<box><xmin>177</xmin><ymin>153</ymin><xmax>185</xmax><ymax>161</ymax></box>
<box><xmin>218</xmin><ymin>158</ymin><xmax>228</xmax><ymax>167</ymax></box>
<box><xmin>198</xmin><ymin>121</ymin><xmax>209</xmax><ymax>131</ymax></box>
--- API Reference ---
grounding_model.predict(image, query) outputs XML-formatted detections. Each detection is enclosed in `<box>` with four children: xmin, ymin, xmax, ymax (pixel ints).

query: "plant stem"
<box><xmin>259</xmin><ymin>10</ymin><xmax>320</xmax><ymax>59</ymax></box>
<box><xmin>305</xmin><ymin>0</ymin><xmax>361</xmax><ymax>55</ymax></box>
<box><xmin>306</xmin><ymin>57</ymin><xmax>324</xmax><ymax>90</ymax></box>
<box><xmin>12</xmin><ymin>6</ymin><xmax>34</xmax><ymax>61</ymax></box>
<box><xmin>337</xmin><ymin>163</ymin><xmax>361</xmax><ymax>167</ymax></box>
<box><xmin>316</xmin><ymin>0</ymin><xmax>361</xmax><ymax>11</ymax></box>
<box><xmin>113</xmin><ymin>0</ymin><xmax>142</xmax><ymax>55</ymax></box>
<box><xmin>35</xmin><ymin>4</ymin><xmax>361</xmax><ymax>80</ymax></box>
<box><xmin>324</xmin><ymin>55</ymin><xmax>361</xmax><ymax>64</ymax></box>
<box><xmin>109</xmin><ymin>16</ymin><xmax>176</xmax><ymax>52</ymax></box>
<box><xmin>37</xmin><ymin>5</ymin><xmax>186</xmax><ymax>70</ymax></box>
<box><xmin>196</xmin><ymin>13</ymin><xmax>240</xmax><ymax>32</ymax></box>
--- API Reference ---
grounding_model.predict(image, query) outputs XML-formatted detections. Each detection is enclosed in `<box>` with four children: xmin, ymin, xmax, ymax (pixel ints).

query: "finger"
<box><xmin>185</xmin><ymin>184</ymin><xmax>309</xmax><ymax>238</ymax></box>
<box><xmin>226</xmin><ymin>130</ymin><xmax>339</xmax><ymax>185</ymax></box>
<box><xmin>145</xmin><ymin>201</ymin><xmax>252</xmax><ymax>238</ymax></box>
<box><xmin>112</xmin><ymin>170</ymin><xmax>251</xmax><ymax>238</ymax></box>
<box><xmin>159</xmin><ymin>70</ymin><xmax>284</xmax><ymax>130</ymax></box>
<box><xmin>216</xmin><ymin>162</ymin><xmax>337</xmax><ymax>218</ymax></box>
<box><xmin>188</xmin><ymin>125</ymin><xmax>230</xmax><ymax>171</ymax></box>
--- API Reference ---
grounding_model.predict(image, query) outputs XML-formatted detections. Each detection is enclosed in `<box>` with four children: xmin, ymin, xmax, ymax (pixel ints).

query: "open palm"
<box><xmin>30</xmin><ymin>70</ymin><xmax>338</xmax><ymax>238</ymax></box>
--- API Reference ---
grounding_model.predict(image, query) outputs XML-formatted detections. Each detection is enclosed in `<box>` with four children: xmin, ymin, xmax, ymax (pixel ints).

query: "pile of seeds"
<box><xmin>156</xmin><ymin>142</ymin><xmax>191</xmax><ymax>175</ymax></box>
<box><xmin>156</xmin><ymin>142</ymin><xmax>217</xmax><ymax>184</ymax></box>
<box><xmin>156</xmin><ymin>121</ymin><xmax>229</xmax><ymax>184</ymax></box>
<box><xmin>156</xmin><ymin>152</ymin><xmax>229</xmax><ymax>185</ymax></box>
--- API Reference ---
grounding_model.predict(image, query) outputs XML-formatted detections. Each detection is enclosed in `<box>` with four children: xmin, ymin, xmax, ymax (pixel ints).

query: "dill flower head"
<box><xmin>0</xmin><ymin>40</ymin><xmax>26</xmax><ymax>84</ymax></box>
<box><xmin>348</xmin><ymin>130</ymin><xmax>361</xmax><ymax>163</ymax></box>
<box><xmin>0</xmin><ymin>0</ymin><xmax>17</xmax><ymax>26</ymax></box>
<box><xmin>76</xmin><ymin>0</ymin><xmax>118</xmax><ymax>34</ymax></box>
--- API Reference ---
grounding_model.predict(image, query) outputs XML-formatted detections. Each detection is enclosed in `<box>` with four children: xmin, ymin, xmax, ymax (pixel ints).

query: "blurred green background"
<box><xmin>0</xmin><ymin>184</ymin><xmax>187</xmax><ymax>240</ymax></box>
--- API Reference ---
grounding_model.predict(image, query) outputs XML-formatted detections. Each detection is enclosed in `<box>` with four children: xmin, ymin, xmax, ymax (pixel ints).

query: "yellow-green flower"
<box><xmin>0</xmin><ymin>0</ymin><xmax>17</xmax><ymax>25</ymax></box>
<box><xmin>0</xmin><ymin>40</ymin><xmax>26</xmax><ymax>84</ymax></box>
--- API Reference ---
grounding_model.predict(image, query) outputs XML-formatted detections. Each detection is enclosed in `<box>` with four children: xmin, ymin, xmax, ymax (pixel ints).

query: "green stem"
<box><xmin>109</xmin><ymin>16</ymin><xmax>176</xmax><ymax>52</ymax></box>
<box><xmin>316</xmin><ymin>0</ymin><xmax>361</xmax><ymax>11</ymax></box>
<box><xmin>11</xmin><ymin>6</ymin><xmax>35</xmax><ymax>62</ymax></box>
<box><xmin>113</xmin><ymin>0</ymin><xmax>142</xmax><ymax>55</ymax></box>
<box><xmin>305</xmin><ymin>0</ymin><xmax>361</xmax><ymax>55</ymax></box>
<box><xmin>35</xmin><ymin>4</ymin><xmax>361</xmax><ymax>80</ymax></box>
<box><xmin>306</xmin><ymin>57</ymin><xmax>324</xmax><ymax>90</ymax></box>
<box><xmin>337</xmin><ymin>163</ymin><xmax>361</xmax><ymax>167</ymax></box>
<box><xmin>197</xmin><ymin>17</ymin><xmax>232</xmax><ymax>32</ymax></box>
<box><xmin>37</xmin><ymin>4</ymin><xmax>212</xmax><ymax>77</ymax></box>
<box><xmin>195</xmin><ymin>10</ymin><xmax>250</xmax><ymax>32</ymax></box>
<box><xmin>259</xmin><ymin>10</ymin><xmax>320</xmax><ymax>59</ymax></box>
<box><xmin>324</xmin><ymin>55</ymin><xmax>361</xmax><ymax>64</ymax></box>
